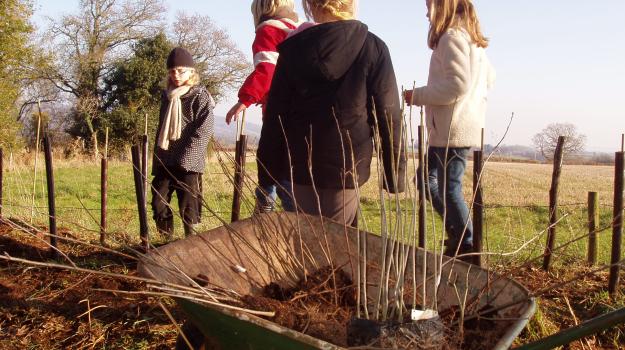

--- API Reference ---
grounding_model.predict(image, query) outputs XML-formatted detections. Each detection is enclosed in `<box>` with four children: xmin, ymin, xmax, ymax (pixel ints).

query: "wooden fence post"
<box><xmin>473</xmin><ymin>149</ymin><xmax>484</xmax><ymax>267</ymax></box>
<box><xmin>30</xmin><ymin>111</ymin><xmax>41</xmax><ymax>224</ymax></box>
<box><xmin>100</xmin><ymin>158</ymin><xmax>108</xmax><ymax>246</ymax></box>
<box><xmin>608</xmin><ymin>151</ymin><xmax>624</xmax><ymax>295</ymax></box>
<box><xmin>543</xmin><ymin>136</ymin><xmax>566</xmax><ymax>270</ymax></box>
<box><xmin>100</xmin><ymin>128</ymin><xmax>108</xmax><ymax>246</ymax></box>
<box><xmin>231</xmin><ymin>135</ymin><xmax>248</xmax><ymax>222</ymax></box>
<box><xmin>43</xmin><ymin>134</ymin><xmax>58</xmax><ymax>258</ymax></box>
<box><xmin>0</xmin><ymin>148</ymin><xmax>3</xmax><ymax>219</ymax></box>
<box><xmin>131</xmin><ymin>145</ymin><xmax>149</xmax><ymax>250</ymax></box>
<box><xmin>587</xmin><ymin>192</ymin><xmax>598</xmax><ymax>266</ymax></box>
<box><xmin>417</xmin><ymin>124</ymin><xmax>426</xmax><ymax>249</ymax></box>
<box><xmin>141</xmin><ymin>134</ymin><xmax>149</xmax><ymax>207</ymax></box>
<box><xmin>231</xmin><ymin>110</ymin><xmax>247</xmax><ymax>223</ymax></box>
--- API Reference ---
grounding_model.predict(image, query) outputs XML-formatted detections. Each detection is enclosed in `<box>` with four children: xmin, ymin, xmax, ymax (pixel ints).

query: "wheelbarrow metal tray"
<box><xmin>138</xmin><ymin>212</ymin><xmax>535</xmax><ymax>349</ymax></box>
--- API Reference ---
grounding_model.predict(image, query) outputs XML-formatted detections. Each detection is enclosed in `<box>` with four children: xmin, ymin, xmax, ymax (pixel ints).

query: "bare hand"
<box><xmin>226</xmin><ymin>102</ymin><xmax>247</xmax><ymax>125</ymax></box>
<box><xmin>403</xmin><ymin>89</ymin><xmax>415</xmax><ymax>106</ymax></box>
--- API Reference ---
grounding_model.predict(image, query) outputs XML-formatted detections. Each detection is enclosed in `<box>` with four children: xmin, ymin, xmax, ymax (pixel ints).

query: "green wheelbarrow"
<box><xmin>138</xmin><ymin>212</ymin><xmax>536</xmax><ymax>349</ymax></box>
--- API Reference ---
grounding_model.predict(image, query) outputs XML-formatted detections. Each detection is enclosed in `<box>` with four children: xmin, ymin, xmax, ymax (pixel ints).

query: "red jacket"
<box><xmin>238</xmin><ymin>18</ymin><xmax>298</xmax><ymax>110</ymax></box>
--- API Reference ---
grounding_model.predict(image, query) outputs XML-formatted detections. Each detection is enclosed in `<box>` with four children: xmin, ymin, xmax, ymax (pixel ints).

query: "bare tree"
<box><xmin>532</xmin><ymin>122</ymin><xmax>586</xmax><ymax>159</ymax></box>
<box><xmin>37</xmin><ymin>0</ymin><xmax>166</xmax><ymax>145</ymax></box>
<box><xmin>171</xmin><ymin>13</ymin><xmax>251</xmax><ymax>101</ymax></box>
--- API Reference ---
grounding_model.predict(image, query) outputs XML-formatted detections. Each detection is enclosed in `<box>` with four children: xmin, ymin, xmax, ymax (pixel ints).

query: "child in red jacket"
<box><xmin>226</xmin><ymin>0</ymin><xmax>299</xmax><ymax>213</ymax></box>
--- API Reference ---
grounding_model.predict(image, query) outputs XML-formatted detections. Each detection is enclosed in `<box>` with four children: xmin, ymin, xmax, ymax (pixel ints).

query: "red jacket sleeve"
<box><xmin>238</xmin><ymin>25</ymin><xmax>289</xmax><ymax>108</ymax></box>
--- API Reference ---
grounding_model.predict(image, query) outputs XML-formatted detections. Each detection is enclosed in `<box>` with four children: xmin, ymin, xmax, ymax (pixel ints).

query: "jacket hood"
<box><xmin>279</xmin><ymin>20</ymin><xmax>369</xmax><ymax>81</ymax></box>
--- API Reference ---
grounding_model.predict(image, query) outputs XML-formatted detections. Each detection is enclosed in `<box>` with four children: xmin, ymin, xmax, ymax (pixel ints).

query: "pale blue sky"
<box><xmin>34</xmin><ymin>1</ymin><xmax>625</xmax><ymax>151</ymax></box>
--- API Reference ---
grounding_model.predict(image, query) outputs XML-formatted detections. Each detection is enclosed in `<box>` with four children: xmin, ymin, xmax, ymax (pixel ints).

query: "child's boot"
<box><xmin>183</xmin><ymin>222</ymin><xmax>196</xmax><ymax>236</ymax></box>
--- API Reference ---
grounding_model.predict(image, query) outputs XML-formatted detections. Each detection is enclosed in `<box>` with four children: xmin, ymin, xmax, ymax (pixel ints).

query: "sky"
<box><xmin>33</xmin><ymin>1</ymin><xmax>625</xmax><ymax>151</ymax></box>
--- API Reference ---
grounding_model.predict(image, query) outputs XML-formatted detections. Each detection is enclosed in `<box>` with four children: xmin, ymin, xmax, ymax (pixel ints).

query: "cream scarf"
<box><xmin>157</xmin><ymin>85</ymin><xmax>192</xmax><ymax>150</ymax></box>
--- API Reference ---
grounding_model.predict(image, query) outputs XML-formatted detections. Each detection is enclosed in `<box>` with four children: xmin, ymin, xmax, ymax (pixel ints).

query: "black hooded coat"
<box><xmin>257</xmin><ymin>20</ymin><xmax>405</xmax><ymax>192</ymax></box>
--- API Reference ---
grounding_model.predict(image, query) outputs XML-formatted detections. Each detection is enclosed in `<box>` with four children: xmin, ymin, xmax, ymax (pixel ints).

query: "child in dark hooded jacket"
<box><xmin>257</xmin><ymin>0</ymin><xmax>405</xmax><ymax>226</ymax></box>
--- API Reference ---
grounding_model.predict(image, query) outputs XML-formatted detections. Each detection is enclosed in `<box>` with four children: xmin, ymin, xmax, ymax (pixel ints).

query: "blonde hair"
<box><xmin>251</xmin><ymin>0</ymin><xmax>296</xmax><ymax>26</ymax></box>
<box><xmin>427</xmin><ymin>0</ymin><xmax>488</xmax><ymax>49</ymax></box>
<box><xmin>166</xmin><ymin>68</ymin><xmax>200</xmax><ymax>90</ymax></box>
<box><xmin>303</xmin><ymin>0</ymin><xmax>355</xmax><ymax>21</ymax></box>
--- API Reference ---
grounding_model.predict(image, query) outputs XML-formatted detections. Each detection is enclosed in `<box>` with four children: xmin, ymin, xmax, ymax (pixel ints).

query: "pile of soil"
<box><xmin>0</xmin><ymin>220</ymin><xmax>180</xmax><ymax>349</ymax></box>
<box><xmin>238</xmin><ymin>266</ymin><xmax>507</xmax><ymax>349</ymax></box>
<box><xmin>242</xmin><ymin>266</ymin><xmax>356</xmax><ymax>346</ymax></box>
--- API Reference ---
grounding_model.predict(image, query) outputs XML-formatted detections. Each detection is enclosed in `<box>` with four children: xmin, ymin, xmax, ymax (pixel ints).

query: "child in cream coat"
<box><xmin>405</xmin><ymin>0</ymin><xmax>495</xmax><ymax>260</ymax></box>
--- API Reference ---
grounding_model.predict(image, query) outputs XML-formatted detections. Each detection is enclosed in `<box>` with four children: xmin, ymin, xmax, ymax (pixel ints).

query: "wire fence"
<box><xmin>0</xmin><ymin>147</ymin><xmax>622</xmax><ymax>273</ymax></box>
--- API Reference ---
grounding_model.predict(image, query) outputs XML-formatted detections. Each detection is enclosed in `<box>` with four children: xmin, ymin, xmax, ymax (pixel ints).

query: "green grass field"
<box><xmin>1</xmin><ymin>153</ymin><xmax>621</xmax><ymax>267</ymax></box>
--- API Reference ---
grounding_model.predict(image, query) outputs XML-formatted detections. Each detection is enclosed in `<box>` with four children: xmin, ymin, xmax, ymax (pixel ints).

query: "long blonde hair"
<box><xmin>251</xmin><ymin>0</ymin><xmax>296</xmax><ymax>26</ymax></box>
<box><xmin>427</xmin><ymin>0</ymin><xmax>488</xmax><ymax>49</ymax></box>
<box><xmin>302</xmin><ymin>0</ymin><xmax>356</xmax><ymax>21</ymax></box>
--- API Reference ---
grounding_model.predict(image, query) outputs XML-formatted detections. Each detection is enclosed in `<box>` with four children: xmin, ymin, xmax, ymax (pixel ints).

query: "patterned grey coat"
<box><xmin>153</xmin><ymin>85</ymin><xmax>214</xmax><ymax>174</ymax></box>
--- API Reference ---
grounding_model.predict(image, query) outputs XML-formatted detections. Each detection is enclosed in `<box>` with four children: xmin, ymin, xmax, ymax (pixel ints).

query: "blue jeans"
<box><xmin>423</xmin><ymin>147</ymin><xmax>473</xmax><ymax>247</ymax></box>
<box><xmin>255</xmin><ymin>180</ymin><xmax>295</xmax><ymax>212</ymax></box>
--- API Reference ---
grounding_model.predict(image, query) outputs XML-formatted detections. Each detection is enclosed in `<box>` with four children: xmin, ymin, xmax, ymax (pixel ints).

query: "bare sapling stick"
<box><xmin>356</xmin><ymin>228</ymin><xmax>362</xmax><ymax>317</ymax></box>
<box><xmin>381</xmin><ymin>123</ymin><xmax>395</xmax><ymax>321</ymax></box>
<box><xmin>406</xmin><ymin>81</ymin><xmax>420</xmax><ymax>311</ymax></box>
<box><xmin>331</xmin><ymin>109</ymin><xmax>356</xmax><ymax>282</ymax></box>
<box><xmin>418</xmin><ymin>106</ymin><xmax>428</xmax><ymax>310</ymax></box>
<box><xmin>391</xmin><ymin>117</ymin><xmax>406</xmax><ymax>319</ymax></box>
<box><xmin>403</xmin><ymin>85</ymin><xmax>417</xmax><ymax>306</ymax></box>
<box><xmin>587</xmin><ymin>192</ymin><xmax>598</xmax><ymax>265</ymax></box>
<box><xmin>31</xmin><ymin>100</ymin><xmax>43</xmax><ymax>224</ymax></box>
<box><xmin>481</xmin><ymin>128</ymin><xmax>485</xmax><ymax>153</ymax></box>
<box><xmin>608</xmin><ymin>150</ymin><xmax>623</xmax><ymax>295</ymax></box>
<box><xmin>240</xmin><ymin>106</ymin><xmax>248</xmax><ymax>136</ymax></box>
<box><xmin>436</xmin><ymin>98</ymin><xmax>460</xmax><ymax>310</ymax></box>
<box><xmin>370</xmin><ymin>102</ymin><xmax>388</xmax><ymax>321</ymax></box>
<box><xmin>346</xmin><ymin>134</ymin><xmax>368</xmax><ymax>318</ymax></box>
<box><xmin>543</xmin><ymin>136</ymin><xmax>566</xmax><ymax>270</ymax></box>
<box><xmin>43</xmin><ymin>133</ymin><xmax>58</xmax><ymax>258</ymax></box>
<box><xmin>397</xmin><ymin>124</ymin><xmax>414</xmax><ymax>319</ymax></box>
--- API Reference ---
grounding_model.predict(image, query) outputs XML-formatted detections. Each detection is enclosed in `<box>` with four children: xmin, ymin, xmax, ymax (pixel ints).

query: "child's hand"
<box><xmin>403</xmin><ymin>89</ymin><xmax>415</xmax><ymax>105</ymax></box>
<box><xmin>226</xmin><ymin>102</ymin><xmax>247</xmax><ymax>125</ymax></box>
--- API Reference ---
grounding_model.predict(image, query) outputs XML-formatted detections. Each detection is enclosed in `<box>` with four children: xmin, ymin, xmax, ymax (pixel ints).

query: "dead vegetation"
<box><xmin>0</xmin><ymin>222</ymin><xmax>180</xmax><ymax>349</ymax></box>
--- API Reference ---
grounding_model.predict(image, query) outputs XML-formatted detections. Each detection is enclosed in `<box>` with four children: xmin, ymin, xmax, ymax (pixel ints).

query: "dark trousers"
<box><xmin>151</xmin><ymin>166</ymin><xmax>202</xmax><ymax>227</ymax></box>
<box><xmin>292</xmin><ymin>184</ymin><xmax>359</xmax><ymax>227</ymax></box>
